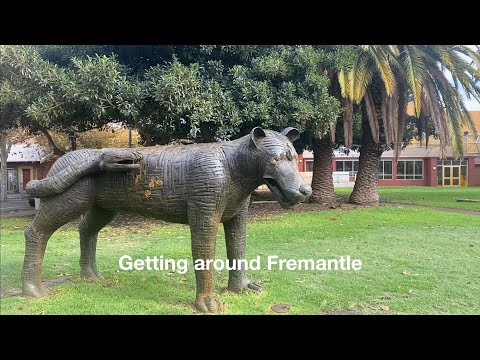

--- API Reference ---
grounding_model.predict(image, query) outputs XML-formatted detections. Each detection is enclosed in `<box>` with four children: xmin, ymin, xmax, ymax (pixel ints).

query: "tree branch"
<box><xmin>39</xmin><ymin>126</ymin><xmax>65</xmax><ymax>156</ymax></box>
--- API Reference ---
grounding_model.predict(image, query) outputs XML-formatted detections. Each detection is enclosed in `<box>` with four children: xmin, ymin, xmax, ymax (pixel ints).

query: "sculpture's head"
<box><xmin>100</xmin><ymin>149</ymin><xmax>142</xmax><ymax>172</ymax></box>
<box><xmin>251</xmin><ymin>127</ymin><xmax>312</xmax><ymax>209</ymax></box>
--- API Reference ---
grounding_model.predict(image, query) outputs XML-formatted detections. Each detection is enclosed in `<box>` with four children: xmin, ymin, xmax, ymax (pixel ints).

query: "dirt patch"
<box><xmin>0</xmin><ymin>276</ymin><xmax>72</xmax><ymax>299</ymax></box>
<box><xmin>325</xmin><ymin>304</ymin><xmax>396</xmax><ymax>315</ymax></box>
<box><xmin>108</xmin><ymin>213</ymin><xmax>170</xmax><ymax>228</ymax></box>
<box><xmin>95</xmin><ymin>201</ymin><xmax>358</xmax><ymax>228</ymax></box>
<box><xmin>327</xmin><ymin>310</ymin><xmax>361</xmax><ymax>315</ymax></box>
<box><xmin>4</xmin><ymin>192</ymin><xmax>366</xmax><ymax>229</ymax></box>
<box><xmin>248</xmin><ymin>200</ymin><xmax>364</xmax><ymax>219</ymax></box>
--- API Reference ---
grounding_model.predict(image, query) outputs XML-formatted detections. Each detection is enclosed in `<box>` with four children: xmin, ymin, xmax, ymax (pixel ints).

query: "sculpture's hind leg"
<box><xmin>22</xmin><ymin>178</ymin><xmax>95</xmax><ymax>298</ymax></box>
<box><xmin>79</xmin><ymin>206</ymin><xmax>116</xmax><ymax>280</ymax></box>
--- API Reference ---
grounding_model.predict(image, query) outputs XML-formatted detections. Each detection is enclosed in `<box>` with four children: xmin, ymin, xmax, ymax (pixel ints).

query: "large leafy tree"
<box><xmin>0</xmin><ymin>46</ymin><xmax>143</xmax><ymax>145</ymax></box>
<box><xmin>0</xmin><ymin>45</ymin><xmax>239</xmax><ymax>149</ymax></box>
<box><xmin>226</xmin><ymin>45</ymin><xmax>342</xmax><ymax>204</ymax></box>
<box><xmin>131</xmin><ymin>45</ymin><xmax>341</xmax><ymax>152</ymax></box>
<box><xmin>136</xmin><ymin>57</ymin><xmax>241</xmax><ymax>145</ymax></box>
<box><xmin>338</xmin><ymin>45</ymin><xmax>480</xmax><ymax>205</ymax></box>
<box><xmin>228</xmin><ymin>46</ymin><xmax>340</xmax><ymax>139</ymax></box>
<box><xmin>0</xmin><ymin>45</ymin><xmax>145</xmax><ymax>199</ymax></box>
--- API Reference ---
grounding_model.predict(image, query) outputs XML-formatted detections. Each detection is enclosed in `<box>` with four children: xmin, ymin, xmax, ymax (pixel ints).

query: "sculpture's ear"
<box><xmin>281</xmin><ymin>127</ymin><xmax>300</xmax><ymax>143</ymax></box>
<box><xmin>251</xmin><ymin>127</ymin><xmax>266</xmax><ymax>148</ymax></box>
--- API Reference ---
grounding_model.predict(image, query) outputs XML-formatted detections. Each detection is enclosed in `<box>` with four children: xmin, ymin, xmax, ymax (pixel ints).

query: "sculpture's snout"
<box><xmin>299</xmin><ymin>183</ymin><xmax>312</xmax><ymax>199</ymax></box>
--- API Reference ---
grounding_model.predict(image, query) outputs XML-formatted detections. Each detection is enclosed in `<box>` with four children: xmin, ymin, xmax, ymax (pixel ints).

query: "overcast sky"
<box><xmin>464</xmin><ymin>97</ymin><xmax>480</xmax><ymax>110</ymax></box>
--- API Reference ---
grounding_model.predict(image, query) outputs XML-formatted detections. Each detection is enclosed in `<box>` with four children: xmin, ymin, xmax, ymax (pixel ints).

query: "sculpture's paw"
<box><xmin>228</xmin><ymin>278</ymin><xmax>262</xmax><ymax>294</ymax></box>
<box><xmin>246</xmin><ymin>281</ymin><xmax>262</xmax><ymax>293</ymax></box>
<box><xmin>22</xmin><ymin>282</ymin><xmax>46</xmax><ymax>298</ymax></box>
<box><xmin>80</xmin><ymin>268</ymin><xmax>104</xmax><ymax>281</ymax></box>
<box><xmin>195</xmin><ymin>294</ymin><xmax>225</xmax><ymax>313</ymax></box>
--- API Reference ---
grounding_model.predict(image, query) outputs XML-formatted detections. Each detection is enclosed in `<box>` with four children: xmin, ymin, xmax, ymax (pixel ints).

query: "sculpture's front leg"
<box><xmin>189</xmin><ymin>208</ymin><xmax>224</xmax><ymax>313</ymax></box>
<box><xmin>223</xmin><ymin>198</ymin><xmax>261</xmax><ymax>293</ymax></box>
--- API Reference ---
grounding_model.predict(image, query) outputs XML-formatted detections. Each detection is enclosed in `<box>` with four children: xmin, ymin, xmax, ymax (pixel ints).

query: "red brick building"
<box><xmin>1</xmin><ymin>144</ymin><xmax>55</xmax><ymax>195</ymax></box>
<box><xmin>299</xmin><ymin>146</ymin><xmax>480</xmax><ymax>187</ymax></box>
<box><xmin>299</xmin><ymin>110</ymin><xmax>480</xmax><ymax>187</ymax></box>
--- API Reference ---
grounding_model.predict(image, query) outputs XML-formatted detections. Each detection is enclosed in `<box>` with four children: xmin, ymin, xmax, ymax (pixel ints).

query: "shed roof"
<box><xmin>4</xmin><ymin>143</ymin><xmax>49</xmax><ymax>163</ymax></box>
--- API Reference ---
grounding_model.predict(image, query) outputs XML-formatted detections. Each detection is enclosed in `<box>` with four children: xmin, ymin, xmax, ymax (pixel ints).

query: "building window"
<box><xmin>378</xmin><ymin>160</ymin><xmax>393</xmax><ymax>180</ymax></box>
<box><xmin>336</xmin><ymin>160</ymin><xmax>359</xmax><ymax>177</ymax></box>
<box><xmin>305</xmin><ymin>160</ymin><xmax>314</xmax><ymax>172</ymax></box>
<box><xmin>396</xmin><ymin>160</ymin><xmax>423</xmax><ymax>180</ymax></box>
<box><xmin>6</xmin><ymin>168</ymin><xmax>18</xmax><ymax>192</ymax></box>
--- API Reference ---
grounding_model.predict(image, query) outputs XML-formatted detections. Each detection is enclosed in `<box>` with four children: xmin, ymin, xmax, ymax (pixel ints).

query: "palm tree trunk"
<box><xmin>349</xmin><ymin>109</ymin><xmax>383</xmax><ymax>205</ymax></box>
<box><xmin>310</xmin><ymin>137</ymin><xmax>336</xmax><ymax>205</ymax></box>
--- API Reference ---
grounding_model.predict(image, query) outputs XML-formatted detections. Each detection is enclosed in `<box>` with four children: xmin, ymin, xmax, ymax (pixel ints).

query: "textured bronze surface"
<box><xmin>22</xmin><ymin>127</ymin><xmax>312</xmax><ymax>312</ymax></box>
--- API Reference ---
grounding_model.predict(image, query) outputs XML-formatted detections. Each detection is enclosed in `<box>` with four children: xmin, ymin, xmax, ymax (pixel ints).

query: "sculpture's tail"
<box><xmin>26</xmin><ymin>149</ymin><xmax>142</xmax><ymax>198</ymax></box>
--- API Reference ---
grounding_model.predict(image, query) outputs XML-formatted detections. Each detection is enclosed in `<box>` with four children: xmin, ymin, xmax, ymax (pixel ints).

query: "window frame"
<box><xmin>396</xmin><ymin>160</ymin><xmax>423</xmax><ymax>180</ymax></box>
<box><xmin>378</xmin><ymin>160</ymin><xmax>393</xmax><ymax>180</ymax></box>
<box><xmin>335</xmin><ymin>160</ymin><xmax>359</xmax><ymax>177</ymax></box>
<box><xmin>305</xmin><ymin>160</ymin><xmax>314</xmax><ymax>172</ymax></box>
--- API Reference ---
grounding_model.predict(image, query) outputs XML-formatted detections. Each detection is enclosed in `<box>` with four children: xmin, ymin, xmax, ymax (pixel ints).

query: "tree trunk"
<box><xmin>310</xmin><ymin>137</ymin><xmax>336</xmax><ymax>205</ymax></box>
<box><xmin>39</xmin><ymin>127</ymin><xmax>65</xmax><ymax>156</ymax></box>
<box><xmin>0</xmin><ymin>133</ymin><xmax>8</xmax><ymax>202</ymax></box>
<box><xmin>349</xmin><ymin>108</ymin><xmax>383</xmax><ymax>205</ymax></box>
<box><xmin>349</xmin><ymin>140</ymin><xmax>382</xmax><ymax>205</ymax></box>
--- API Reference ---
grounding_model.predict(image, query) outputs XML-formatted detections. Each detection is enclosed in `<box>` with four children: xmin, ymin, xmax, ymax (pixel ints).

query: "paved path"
<box><xmin>384</xmin><ymin>202</ymin><xmax>480</xmax><ymax>216</ymax></box>
<box><xmin>0</xmin><ymin>196</ymin><xmax>36</xmax><ymax>218</ymax></box>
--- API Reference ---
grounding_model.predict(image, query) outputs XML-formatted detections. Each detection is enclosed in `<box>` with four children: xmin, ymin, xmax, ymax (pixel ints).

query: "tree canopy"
<box><xmin>2</xmin><ymin>44</ymin><xmax>479</xmax><ymax>156</ymax></box>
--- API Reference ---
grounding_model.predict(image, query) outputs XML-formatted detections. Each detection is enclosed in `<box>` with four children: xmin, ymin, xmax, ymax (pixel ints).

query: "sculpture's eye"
<box><xmin>286</xmin><ymin>149</ymin><xmax>293</xmax><ymax>161</ymax></box>
<box><xmin>274</xmin><ymin>156</ymin><xmax>281</xmax><ymax>162</ymax></box>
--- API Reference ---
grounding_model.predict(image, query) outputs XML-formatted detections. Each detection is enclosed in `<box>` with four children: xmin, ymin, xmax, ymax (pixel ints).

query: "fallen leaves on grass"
<box><xmin>381</xmin><ymin>305</ymin><xmax>390</xmax><ymax>311</ymax></box>
<box><xmin>402</xmin><ymin>271</ymin><xmax>410</xmax><ymax>276</ymax></box>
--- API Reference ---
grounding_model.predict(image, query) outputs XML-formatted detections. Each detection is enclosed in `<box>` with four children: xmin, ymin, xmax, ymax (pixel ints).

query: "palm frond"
<box><xmin>363</xmin><ymin>89</ymin><xmax>379</xmax><ymax>143</ymax></box>
<box><xmin>368</xmin><ymin>47</ymin><xmax>396</xmax><ymax>96</ymax></box>
<box><xmin>394</xmin><ymin>77</ymin><xmax>408</xmax><ymax>161</ymax></box>
<box><xmin>387</xmin><ymin>45</ymin><xmax>400</xmax><ymax>57</ymax></box>
<box><xmin>402</xmin><ymin>46</ymin><xmax>426</xmax><ymax>117</ymax></box>
<box><xmin>349</xmin><ymin>54</ymin><xmax>374</xmax><ymax>103</ymax></box>
<box><xmin>382</xmin><ymin>88</ymin><xmax>398</xmax><ymax>148</ymax></box>
<box><xmin>338</xmin><ymin>69</ymin><xmax>349</xmax><ymax>98</ymax></box>
<box><xmin>427</xmin><ymin>61</ymin><xmax>477</xmax><ymax>137</ymax></box>
<box><xmin>421</xmin><ymin>78</ymin><xmax>449</xmax><ymax>151</ymax></box>
<box><xmin>456</xmin><ymin>46</ymin><xmax>480</xmax><ymax>76</ymax></box>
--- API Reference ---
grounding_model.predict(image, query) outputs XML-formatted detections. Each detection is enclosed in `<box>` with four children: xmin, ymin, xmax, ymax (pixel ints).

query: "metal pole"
<box><xmin>128</xmin><ymin>125</ymin><xmax>132</xmax><ymax>148</ymax></box>
<box><xmin>69</xmin><ymin>132</ymin><xmax>77</xmax><ymax>151</ymax></box>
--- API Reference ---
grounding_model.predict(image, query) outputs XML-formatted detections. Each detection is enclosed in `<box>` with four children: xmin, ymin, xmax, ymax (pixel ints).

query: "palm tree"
<box><xmin>338</xmin><ymin>45</ymin><xmax>480</xmax><ymax>205</ymax></box>
<box><xmin>310</xmin><ymin>128</ymin><xmax>336</xmax><ymax>205</ymax></box>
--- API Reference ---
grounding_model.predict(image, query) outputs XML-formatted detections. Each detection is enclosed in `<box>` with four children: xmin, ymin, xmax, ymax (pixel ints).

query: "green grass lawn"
<box><xmin>335</xmin><ymin>186</ymin><xmax>480</xmax><ymax>211</ymax></box>
<box><xmin>1</xmin><ymin>206</ymin><xmax>479</xmax><ymax>315</ymax></box>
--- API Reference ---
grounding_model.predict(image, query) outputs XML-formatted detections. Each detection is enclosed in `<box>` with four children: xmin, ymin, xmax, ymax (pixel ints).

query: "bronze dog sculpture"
<box><xmin>23</xmin><ymin>127</ymin><xmax>312</xmax><ymax>312</ymax></box>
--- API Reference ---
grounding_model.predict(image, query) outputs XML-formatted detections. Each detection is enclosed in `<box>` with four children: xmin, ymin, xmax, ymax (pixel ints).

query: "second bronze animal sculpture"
<box><xmin>23</xmin><ymin>127</ymin><xmax>312</xmax><ymax>312</ymax></box>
